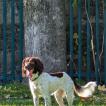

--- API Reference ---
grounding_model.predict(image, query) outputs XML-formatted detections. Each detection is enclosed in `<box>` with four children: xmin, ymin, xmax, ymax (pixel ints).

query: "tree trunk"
<box><xmin>23</xmin><ymin>0</ymin><xmax>66</xmax><ymax>72</ymax></box>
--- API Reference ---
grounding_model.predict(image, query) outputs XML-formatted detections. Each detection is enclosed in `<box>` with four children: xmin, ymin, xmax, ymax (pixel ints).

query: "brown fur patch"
<box><xmin>22</xmin><ymin>57</ymin><xmax>44</xmax><ymax>78</ymax></box>
<box><xmin>49</xmin><ymin>72</ymin><xmax>64</xmax><ymax>78</ymax></box>
<box><xmin>22</xmin><ymin>57</ymin><xmax>31</xmax><ymax>77</ymax></box>
<box><xmin>31</xmin><ymin>58</ymin><xmax>44</xmax><ymax>75</ymax></box>
<box><xmin>74</xmin><ymin>81</ymin><xmax>82</xmax><ymax>91</ymax></box>
<box><xmin>80</xmin><ymin>97</ymin><xmax>91</xmax><ymax>101</ymax></box>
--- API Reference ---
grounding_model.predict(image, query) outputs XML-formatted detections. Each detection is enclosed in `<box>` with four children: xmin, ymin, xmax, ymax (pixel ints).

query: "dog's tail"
<box><xmin>73</xmin><ymin>81</ymin><xmax>97</xmax><ymax>98</ymax></box>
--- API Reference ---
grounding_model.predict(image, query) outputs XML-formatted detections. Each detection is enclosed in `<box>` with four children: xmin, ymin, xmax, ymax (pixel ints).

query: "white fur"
<box><xmin>74</xmin><ymin>81</ymin><xmax>97</xmax><ymax>98</ymax></box>
<box><xmin>22</xmin><ymin>57</ymin><xmax>97</xmax><ymax>106</ymax></box>
<box><xmin>29</xmin><ymin>72</ymin><xmax>75</xmax><ymax>106</ymax></box>
<box><xmin>28</xmin><ymin>72</ymin><xmax>97</xmax><ymax>106</ymax></box>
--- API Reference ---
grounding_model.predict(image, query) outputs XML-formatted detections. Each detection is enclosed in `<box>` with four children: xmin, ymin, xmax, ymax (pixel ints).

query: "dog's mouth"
<box><xmin>26</xmin><ymin>69</ymin><xmax>33</xmax><ymax>79</ymax></box>
<box><xmin>26</xmin><ymin>69</ymin><xmax>39</xmax><ymax>81</ymax></box>
<box><xmin>24</xmin><ymin>63</ymin><xmax>34</xmax><ymax>78</ymax></box>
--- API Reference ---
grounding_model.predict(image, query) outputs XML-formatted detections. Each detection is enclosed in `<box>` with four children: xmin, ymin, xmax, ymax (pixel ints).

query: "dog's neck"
<box><xmin>31</xmin><ymin>72</ymin><xmax>39</xmax><ymax>81</ymax></box>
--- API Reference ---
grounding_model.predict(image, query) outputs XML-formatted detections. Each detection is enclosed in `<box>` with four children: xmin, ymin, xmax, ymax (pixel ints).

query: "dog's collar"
<box><xmin>31</xmin><ymin>76</ymin><xmax>39</xmax><ymax>81</ymax></box>
<box><xmin>30</xmin><ymin>72</ymin><xmax>39</xmax><ymax>81</ymax></box>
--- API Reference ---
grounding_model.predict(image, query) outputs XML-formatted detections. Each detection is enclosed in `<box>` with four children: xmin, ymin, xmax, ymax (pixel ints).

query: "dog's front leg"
<box><xmin>40</xmin><ymin>84</ymin><xmax>52</xmax><ymax>106</ymax></box>
<box><xmin>33</xmin><ymin>96</ymin><xmax>39</xmax><ymax>106</ymax></box>
<box><xmin>41</xmin><ymin>90</ymin><xmax>52</xmax><ymax>106</ymax></box>
<box><xmin>44</xmin><ymin>95</ymin><xmax>51</xmax><ymax>106</ymax></box>
<box><xmin>30</xmin><ymin>90</ymin><xmax>39</xmax><ymax>106</ymax></box>
<box><xmin>29</xmin><ymin>81</ymin><xmax>39</xmax><ymax>106</ymax></box>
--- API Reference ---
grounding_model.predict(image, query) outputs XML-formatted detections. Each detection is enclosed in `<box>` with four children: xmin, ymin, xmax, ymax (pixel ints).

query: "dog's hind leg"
<box><xmin>54</xmin><ymin>90</ymin><xmax>65</xmax><ymax>106</ymax></box>
<box><xmin>66</xmin><ymin>87</ymin><xmax>75</xmax><ymax>106</ymax></box>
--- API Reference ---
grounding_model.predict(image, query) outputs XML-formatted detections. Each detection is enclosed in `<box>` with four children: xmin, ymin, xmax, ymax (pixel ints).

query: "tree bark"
<box><xmin>23</xmin><ymin>0</ymin><xmax>66</xmax><ymax>72</ymax></box>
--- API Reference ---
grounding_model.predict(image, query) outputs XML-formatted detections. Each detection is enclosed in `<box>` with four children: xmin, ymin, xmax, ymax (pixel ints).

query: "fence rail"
<box><xmin>0</xmin><ymin>0</ymin><xmax>24</xmax><ymax>82</ymax></box>
<box><xmin>0</xmin><ymin>0</ymin><xmax>106</xmax><ymax>84</ymax></box>
<box><xmin>70</xmin><ymin>0</ymin><xmax>106</xmax><ymax>84</ymax></box>
<box><xmin>104</xmin><ymin>0</ymin><xmax>106</xmax><ymax>84</ymax></box>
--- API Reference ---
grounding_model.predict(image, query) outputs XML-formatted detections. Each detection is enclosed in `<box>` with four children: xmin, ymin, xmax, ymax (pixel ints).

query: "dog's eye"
<box><xmin>24</xmin><ymin>71</ymin><xmax>26</xmax><ymax>74</ymax></box>
<box><xmin>25</xmin><ymin>63</ymin><xmax>34</xmax><ymax>70</ymax></box>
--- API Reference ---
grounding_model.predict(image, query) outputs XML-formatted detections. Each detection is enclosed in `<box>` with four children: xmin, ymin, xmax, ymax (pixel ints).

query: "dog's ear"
<box><xmin>22</xmin><ymin>57</ymin><xmax>30</xmax><ymax>77</ymax></box>
<box><xmin>22</xmin><ymin>58</ymin><xmax>26</xmax><ymax>77</ymax></box>
<box><xmin>33</xmin><ymin>58</ymin><xmax>44</xmax><ymax>75</ymax></box>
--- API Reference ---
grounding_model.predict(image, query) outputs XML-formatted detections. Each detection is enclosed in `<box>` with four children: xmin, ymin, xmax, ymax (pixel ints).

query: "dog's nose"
<box><xmin>25</xmin><ymin>64</ymin><xmax>31</xmax><ymax>70</ymax></box>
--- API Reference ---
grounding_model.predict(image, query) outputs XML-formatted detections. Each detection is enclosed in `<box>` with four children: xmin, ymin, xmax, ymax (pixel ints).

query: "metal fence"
<box><xmin>69</xmin><ymin>0</ymin><xmax>106</xmax><ymax>84</ymax></box>
<box><xmin>0</xmin><ymin>0</ymin><xmax>24</xmax><ymax>82</ymax></box>
<box><xmin>0</xmin><ymin>0</ymin><xmax>106</xmax><ymax>84</ymax></box>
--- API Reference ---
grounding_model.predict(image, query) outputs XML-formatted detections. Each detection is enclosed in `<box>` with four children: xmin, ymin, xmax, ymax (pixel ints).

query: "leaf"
<box><xmin>5</xmin><ymin>94</ymin><xmax>10</xmax><ymax>99</ymax></box>
<box><xmin>0</xmin><ymin>85</ymin><xmax>2</xmax><ymax>89</ymax></box>
<box><xmin>73</xmin><ymin>33</ymin><xmax>78</xmax><ymax>39</ymax></box>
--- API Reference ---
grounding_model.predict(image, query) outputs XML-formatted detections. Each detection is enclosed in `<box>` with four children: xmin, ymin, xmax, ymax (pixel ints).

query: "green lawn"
<box><xmin>0</xmin><ymin>82</ymin><xmax>106</xmax><ymax>106</ymax></box>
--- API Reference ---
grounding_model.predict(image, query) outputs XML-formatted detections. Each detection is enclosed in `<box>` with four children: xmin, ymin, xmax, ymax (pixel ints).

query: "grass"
<box><xmin>0</xmin><ymin>81</ymin><xmax>106</xmax><ymax>106</ymax></box>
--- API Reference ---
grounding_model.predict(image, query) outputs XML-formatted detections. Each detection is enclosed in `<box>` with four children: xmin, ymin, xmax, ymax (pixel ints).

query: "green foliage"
<box><xmin>0</xmin><ymin>82</ymin><xmax>31</xmax><ymax>99</ymax></box>
<box><xmin>0</xmin><ymin>82</ymin><xmax>106</xmax><ymax>106</ymax></box>
<box><xmin>72</xmin><ymin>0</ymin><xmax>78</xmax><ymax>17</ymax></box>
<box><xmin>72</xmin><ymin>0</ymin><xmax>78</xmax><ymax>9</ymax></box>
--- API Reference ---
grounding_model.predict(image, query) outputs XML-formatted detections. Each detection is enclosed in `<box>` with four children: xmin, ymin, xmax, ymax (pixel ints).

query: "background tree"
<box><xmin>23</xmin><ymin>0</ymin><xmax>66</xmax><ymax>72</ymax></box>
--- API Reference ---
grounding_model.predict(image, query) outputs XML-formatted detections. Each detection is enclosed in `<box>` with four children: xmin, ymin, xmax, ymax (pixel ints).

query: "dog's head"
<box><xmin>22</xmin><ymin>57</ymin><xmax>44</xmax><ymax>79</ymax></box>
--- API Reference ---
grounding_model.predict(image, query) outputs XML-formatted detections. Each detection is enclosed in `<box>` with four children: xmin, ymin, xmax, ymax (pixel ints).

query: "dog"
<box><xmin>22</xmin><ymin>57</ymin><xmax>97</xmax><ymax>106</ymax></box>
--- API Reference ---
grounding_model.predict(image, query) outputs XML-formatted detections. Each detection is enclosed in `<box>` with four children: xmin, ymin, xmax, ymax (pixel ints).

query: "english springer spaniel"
<box><xmin>22</xmin><ymin>57</ymin><xmax>97</xmax><ymax>106</ymax></box>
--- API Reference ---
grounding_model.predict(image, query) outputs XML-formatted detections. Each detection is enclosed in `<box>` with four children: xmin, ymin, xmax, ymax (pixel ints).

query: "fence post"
<box><xmin>86</xmin><ymin>0</ymin><xmax>91</xmax><ymax>81</ymax></box>
<box><xmin>78</xmin><ymin>0</ymin><xmax>82</xmax><ymax>79</ymax></box>
<box><xmin>69</xmin><ymin>0</ymin><xmax>74</xmax><ymax>77</ymax></box>
<box><xmin>104</xmin><ymin>0</ymin><xmax>106</xmax><ymax>85</ymax></box>
<box><xmin>11</xmin><ymin>0</ymin><xmax>15</xmax><ymax>80</ymax></box>
<box><xmin>95</xmin><ymin>0</ymin><xmax>99</xmax><ymax>83</ymax></box>
<box><xmin>2</xmin><ymin>0</ymin><xmax>7</xmax><ymax>81</ymax></box>
<box><xmin>18</xmin><ymin>0</ymin><xmax>24</xmax><ymax>81</ymax></box>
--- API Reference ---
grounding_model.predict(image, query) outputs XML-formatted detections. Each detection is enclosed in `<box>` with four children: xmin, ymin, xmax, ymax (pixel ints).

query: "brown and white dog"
<box><xmin>22</xmin><ymin>57</ymin><xmax>97</xmax><ymax>106</ymax></box>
